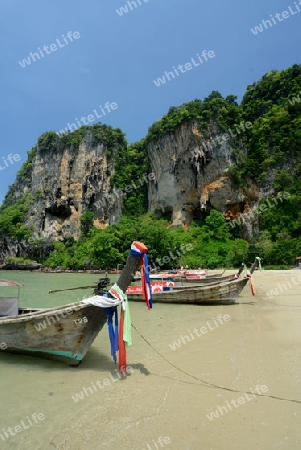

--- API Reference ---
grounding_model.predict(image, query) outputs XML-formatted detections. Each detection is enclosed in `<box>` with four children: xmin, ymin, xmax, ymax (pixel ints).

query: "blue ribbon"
<box><xmin>103</xmin><ymin>295</ymin><xmax>119</xmax><ymax>363</ymax></box>
<box><xmin>129</xmin><ymin>248</ymin><xmax>152</xmax><ymax>308</ymax></box>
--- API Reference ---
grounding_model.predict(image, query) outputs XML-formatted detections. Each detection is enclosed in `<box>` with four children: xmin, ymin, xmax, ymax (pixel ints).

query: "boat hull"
<box><xmin>128</xmin><ymin>278</ymin><xmax>250</xmax><ymax>305</ymax></box>
<box><xmin>184</xmin><ymin>274</ymin><xmax>237</xmax><ymax>284</ymax></box>
<box><xmin>0</xmin><ymin>302</ymin><xmax>108</xmax><ymax>365</ymax></box>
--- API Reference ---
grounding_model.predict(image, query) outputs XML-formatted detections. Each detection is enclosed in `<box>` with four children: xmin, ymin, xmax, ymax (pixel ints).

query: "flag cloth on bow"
<box><xmin>256</xmin><ymin>256</ymin><xmax>262</xmax><ymax>272</ymax></box>
<box><xmin>103</xmin><ymin>300</ymin><xmax>119</xmax><ymax>363</ymax></box>
<box><xmin>129</xmin><ymin>242</ymin><xmax>153</xmax><ymax>309</ymax></box>
<box><xmin>118</xmin><ymin>308</ymin><xmax>126</xmax><ymax>373</ymax></box>
<box><xmin>109</xmin><ymin>283</ymin><xmax>132</xmax><ymax>372</ymax></box>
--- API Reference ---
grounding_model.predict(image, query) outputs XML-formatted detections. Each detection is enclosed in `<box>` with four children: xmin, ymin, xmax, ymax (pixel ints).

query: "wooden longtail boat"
<box><xmin>127</xmin><ymin>262</ymin><xmax>257</xmax><ymax>305</ymax></box>
<box><xmin>0</xmin><ymin>242</ymin><xmax>145</xmax><ymax>366</ymax></box>
<box><xmin>206</xmin><ymin>269</ymin><xmax>226</xmax><ymax>278</ymax></box>
<box><xmin>184</xmin><ymin>264</ymin><xmax>244</xmax><ymax>284</ymax></box>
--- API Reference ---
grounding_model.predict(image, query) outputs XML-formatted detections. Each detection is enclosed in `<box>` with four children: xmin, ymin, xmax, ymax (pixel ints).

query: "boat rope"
<box><xmin>131</xmin><ymin>323</ymin><xmax>301</xmax><ymax>405</ymax></box>
<box><xmin>259</xmin><ymin>297</ymin><xmax>301</xmax><ymax>308</ymax></box>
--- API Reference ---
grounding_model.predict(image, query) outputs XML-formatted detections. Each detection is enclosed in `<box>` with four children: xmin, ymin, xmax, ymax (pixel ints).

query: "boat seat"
<box><xmin>0</xmin><ymin>297</ymin><xmax>19</xmax><ymax>316</ymax></box>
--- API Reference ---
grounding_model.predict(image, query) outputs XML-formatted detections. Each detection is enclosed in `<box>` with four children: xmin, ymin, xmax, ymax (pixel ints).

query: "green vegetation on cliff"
<box><xmin>110</xmin><ymin>139</ymin><xmax>149</xmax><ymax>215</ymax></box>
<box><xmin>1</xmin><ymin>65</ymin><xmax>301</xmax><ymax>268</ymax></box>
<box><xmin>43</xmin><ymin>206</ymin><xmax>301</xmax><ymax>270</ymax></box>
<box><xmin>146</xmin><ymin>91</ymin><xmax>242</xmax><ymax>143</ymax></box>
<box><xmin>0</xmin><ymin>193</ymin><xmax>33</xmax><ymax>240</ymax></box>
<box><xmin>44</xmin><ymin>211</ymin><xmax>251</xmax><ymax>270</ymax></box>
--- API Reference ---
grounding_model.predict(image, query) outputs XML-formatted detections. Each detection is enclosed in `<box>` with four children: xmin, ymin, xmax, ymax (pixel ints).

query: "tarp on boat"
<box><xmin>0</xmin><ymin>297</ymin><xmax>19</xmax><ymax>316</ymax></box>
<box><xmin>0</xmin><ymin>279</ymin><xmax>23</xmax><ymax>287</ymax></box>
<box><xmin>81</xmin><ymin>294</ymin><xmax>122</xmax><ymax>308</ymax></box>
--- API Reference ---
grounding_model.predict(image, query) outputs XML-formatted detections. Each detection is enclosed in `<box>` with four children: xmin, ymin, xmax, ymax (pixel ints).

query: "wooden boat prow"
<box><xmin>0</xmin><ymin>241</ymin><xmax>147</xmax><ymax>365</ymax></box>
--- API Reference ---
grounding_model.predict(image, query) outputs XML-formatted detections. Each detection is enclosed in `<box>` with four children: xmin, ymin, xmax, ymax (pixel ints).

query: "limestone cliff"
<box><xmin>1</xmin><ymin>93</ymin><xmax>297</xmax><ymax>262</ymax></box>
<box><xmin>1</xmin><ymin>127</ymin><xmax>125</xmax><ymax>249</ymax></box>
<box><xmin>146</xmin><ymin>119</ymin><xmax>285</xmax><ymax>240</ymax></box>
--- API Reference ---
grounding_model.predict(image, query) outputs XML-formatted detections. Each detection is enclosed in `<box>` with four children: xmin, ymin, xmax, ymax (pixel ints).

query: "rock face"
<box><xmin>4</xmin><ymin>130</ymin><xmax>123</xmax><ymax>245</ymax></box>
<box><xmin>1</xmin><ymin>119</ymin><xmax>293</xmax><ymax>260</ymax></box>
<box><xmin>146</xmin><ymin>120</ymin><xmax>279</xmax><ymax>240</ymax></box>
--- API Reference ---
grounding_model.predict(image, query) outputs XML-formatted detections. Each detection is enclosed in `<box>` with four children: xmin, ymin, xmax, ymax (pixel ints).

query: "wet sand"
<box><xmin>0</xmin><ymin>270</ymin><xmax>301</xmax><ymax>449</ymax></box>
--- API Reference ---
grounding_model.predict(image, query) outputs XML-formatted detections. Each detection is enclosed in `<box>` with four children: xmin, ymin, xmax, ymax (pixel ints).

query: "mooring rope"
<box><xmin>131</xmin><ymin>323</ymin><xmax>301</xmax><ymax>405</ymax></box>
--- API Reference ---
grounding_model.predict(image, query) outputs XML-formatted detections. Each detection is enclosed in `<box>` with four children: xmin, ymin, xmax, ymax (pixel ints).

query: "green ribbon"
<box><xmin>110</xmin><ymin>284</ymin><xmax>132</xmax><ymax>347</ymax></box>
<box><xmin>256</xmin><ymin>256</ymin><xmax>262</xmax><ymax>272</ymax></box>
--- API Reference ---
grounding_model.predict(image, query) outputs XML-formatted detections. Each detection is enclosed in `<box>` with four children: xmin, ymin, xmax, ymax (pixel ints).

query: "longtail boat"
<box><xmin>206</xmin><ymin>269</ymin><xmax>226</xmax><ymax>278</ymax></box>
<box><xmin>127</xmin><ymin>262</ymin><xmax>257</xmax><ymax>305</ymax></box>
<box><xmin>0</xmin><ymin>241</ymin><xmax>150</xmax><ymax>366</ymax></box>
<box><xmin>184</xmin><ymin>264</ymin><xmax>244</xmax><ymax>284</ymax></box>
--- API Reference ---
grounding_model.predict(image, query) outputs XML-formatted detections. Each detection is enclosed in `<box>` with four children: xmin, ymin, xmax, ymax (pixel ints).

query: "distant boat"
<box><xmin>127</xmin><ymin>262</ymin><xmax>256</xmax><ymax>305</ymax></box>
<box><xmin>0</xmin><ymin>242</ymin><xmax>148</xmax><ymax>366</ymax></box>
<box><xmin>126</xmin><ymin>280</ymin><xmax>175</xmax><ymax>294</ymax></box>
<box><xmin>184</xmin><ymin>266</ymin><xmax>243</xmax><ymax>283</ymax></box>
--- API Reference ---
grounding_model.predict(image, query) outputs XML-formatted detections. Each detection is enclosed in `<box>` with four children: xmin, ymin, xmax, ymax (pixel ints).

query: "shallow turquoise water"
<box><xmin>0</xmin><ymin>270</ymin><xmax>300</xmax><ymax>450</ymax></box>
<box><xmin>0</xmin><ymin>270</ymin><xmax>115</xmax><ymax>309</ymax></box>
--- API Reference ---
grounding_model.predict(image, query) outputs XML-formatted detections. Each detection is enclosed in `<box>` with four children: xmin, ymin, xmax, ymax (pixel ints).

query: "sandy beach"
<box><xmin>0</xmin><ymin>269</ymin><xmax>300</xmax><ymax>450</ymax></box>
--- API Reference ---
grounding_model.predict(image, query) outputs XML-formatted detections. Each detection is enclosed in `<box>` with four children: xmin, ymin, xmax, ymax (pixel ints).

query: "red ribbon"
<box><xmin>118</xmin><ymin>308</ymin><xmax>126</xmax><ymax>373</ymax></box>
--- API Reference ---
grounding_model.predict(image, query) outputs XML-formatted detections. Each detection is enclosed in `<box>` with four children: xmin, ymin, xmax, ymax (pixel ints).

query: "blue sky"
<box><xmin>0</xmin><ymin>0</ymin><xmax>300</xmax><ymax>204</ymax></box>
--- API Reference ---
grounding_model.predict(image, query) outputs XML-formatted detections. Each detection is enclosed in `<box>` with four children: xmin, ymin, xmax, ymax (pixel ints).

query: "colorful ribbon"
<box><xmin>108</xmin><ymin>283</ymin><xmax>132</xmax><ymax>373</ymax></box>
<box><xmin>256</xmin><ymin>256</ymin><xmax>262</xmax><ymax>272</ymax></box>
<box><xmin>103</xmin><ymin>298</ymin><xmax>119</xmax><ymax>363</ymax></box>
<box><xmin>102</xmin><ymin>241</ymin><xmax>151</xmax><ymax>372</ymax></box>
<box><xmin>129</xmin><ymin>243</ymin><xmax>153</xmax><ymax>309</ymax></box>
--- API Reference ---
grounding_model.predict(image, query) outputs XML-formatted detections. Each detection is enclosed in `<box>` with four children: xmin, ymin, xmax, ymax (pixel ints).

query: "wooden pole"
<box><xmin>49</xmin><ymin>242</ymin><xmax>148</xmax><ymax>295</ymax></box>
<box><xmin>249</xmin><ymin>259</ymin><xmax>258</xmax><ymax>274</ymax></box>
<box><xmin>49</xmin><ymin>285</ymin><xmax>97</xmax><ymax>294</ymax></box>
<box><xmin>116</xmin><ymin>242</ymin><xmax>148</xmax><ymax>292</ymax></box>
<box><xmin>237</xmin><ymin>263</ymin><xmax>245</xmax><ymax>276</ymax></box>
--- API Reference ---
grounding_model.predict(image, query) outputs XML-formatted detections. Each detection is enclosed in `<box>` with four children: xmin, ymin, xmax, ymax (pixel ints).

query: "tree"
<box><xmin>205</xmin><ymin>210</ymin><xmax>230</xmax><ymax>240</ymax></box>
<box><xmin>80</xmin><ymin>212</ymin><xmax>94</xmax><ymax>236</ymax></box>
